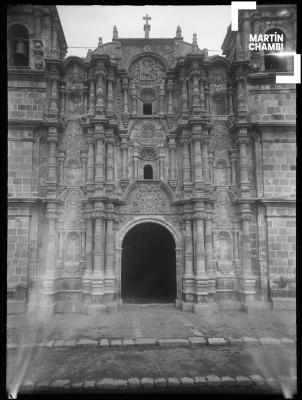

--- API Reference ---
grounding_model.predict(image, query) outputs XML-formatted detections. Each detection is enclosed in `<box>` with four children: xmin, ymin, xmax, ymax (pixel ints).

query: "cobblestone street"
<box><xmin>7</xmin><ymin>306</ymin><xmax>297</xmax><ymax>396</ymax></box>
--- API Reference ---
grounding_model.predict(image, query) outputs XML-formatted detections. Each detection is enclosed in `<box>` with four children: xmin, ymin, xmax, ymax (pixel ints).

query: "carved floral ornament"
<box><xmin>129</xmin><ymin>57</ymin><xmax>165</xmax><ymax>86</ymax></box>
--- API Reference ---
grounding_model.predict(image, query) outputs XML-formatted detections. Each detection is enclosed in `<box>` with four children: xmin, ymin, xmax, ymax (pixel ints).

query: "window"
<box><xmin>8</xmin><ymin>24</ymin><xmax>29</xmax><ymax>67</ymax></box>
<box><xmin>143</xmin><ymin>102</ymin><xmax>152</xmax><ymax>115</ymax></box>
<box><xmin>264</xmin><ymin>29</ymin><xmax>287</xmax><ymax>72</ymax></box>
<box><xmin>144</xmin><ymin>164</ymin><xmax>153</xmax><ymax>179</ymax></box>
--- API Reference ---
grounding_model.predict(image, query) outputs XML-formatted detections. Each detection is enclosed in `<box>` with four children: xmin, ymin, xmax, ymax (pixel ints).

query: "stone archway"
<box><xmin>121</xmin><ymin>222</ymin><xmax>176</xmax><ymax>303</ymax></box>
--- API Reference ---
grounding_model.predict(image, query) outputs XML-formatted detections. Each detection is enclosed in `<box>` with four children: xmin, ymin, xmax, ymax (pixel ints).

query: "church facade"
<box><xmin>7</xmin><ymin>5</ymin><xmax>296</xmax><ymax>314</ymax></box>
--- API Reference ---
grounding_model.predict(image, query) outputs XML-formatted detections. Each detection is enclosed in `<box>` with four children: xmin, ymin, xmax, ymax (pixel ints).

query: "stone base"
<box><xmin>106</xmin><ymin>302</ymin><xmax>119</xmax><ymax>312</ymax></box>
<box><xmin>175</xmin><ymin>299</ymin><xmax>182</xmax><ymax>309</ymax></box>
<box><xmin>7</xmin><ymin>300</ymin><xmax>26</xmax><ymax>314</ymax></box>
<box><xmin>192</xmin><ymin>303</ymin><xmax>214</xmax><ymax>315</ymax></box>
<box><xmin>241</xmin><ymin>300</ymin><xmax>272</xmax><ymax>313</ymax></box>
<box><xmin>87</xmin><ymin>303</ymin><xmax>107</xmax><ymax>314</ymax></box>
<box><xmin>218</xmin><ymin>300</ymin><xmax>242</xmax><ymax>311</ymax></box>
<box><xmin>55</xmin><ymin>302</ymin><xmax>83</xmax><ymax>313</ymax></box>
<box><xmin>272</xmin><ymin>298</ymin><xmax>296</xmax><ymax>310</ymax></box>
<box><xmin>178</xmin><ymin>301</ymin><xmax>193</xmax><ymax>312</ymax></box>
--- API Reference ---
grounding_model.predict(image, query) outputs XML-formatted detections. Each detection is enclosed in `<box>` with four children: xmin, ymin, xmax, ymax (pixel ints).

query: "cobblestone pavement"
<box><xmin>7</xmin><ymin>305</ymin><xmax>296</xmax><ymax>343</ymax></box>
<box><xmin>6</xmin><ymin>306</ymin><xmax>297</xmax><ymax>396</ymax></box>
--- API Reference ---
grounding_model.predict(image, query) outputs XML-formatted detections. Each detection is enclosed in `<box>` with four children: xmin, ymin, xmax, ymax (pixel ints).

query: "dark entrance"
<box><xmin>121</xmin><ymin>223</ymin><xmax>176</xmax><ymax>303</ymax></box>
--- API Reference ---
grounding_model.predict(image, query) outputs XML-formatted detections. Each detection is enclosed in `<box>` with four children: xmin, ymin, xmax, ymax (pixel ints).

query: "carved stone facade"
<box><xmin>7</xmin><ymin>5</ymin><xmax>296</xmax><ymax>314</ymax></box>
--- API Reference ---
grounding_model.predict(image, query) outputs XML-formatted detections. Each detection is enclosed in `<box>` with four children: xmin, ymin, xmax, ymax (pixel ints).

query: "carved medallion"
<box><xmin>133</xmin><ymin>185</ymin><xmax>160</xmax><ymax>212</ymax></box>
<box><xmin>65</xmin><ymin>63</ymin><xmax>87</xmax><ymax>90</ymax></box>
<box><xmin>140</xmin><ymin>147</ymin><xmax>157</xmax><ymax>160</ymax></box>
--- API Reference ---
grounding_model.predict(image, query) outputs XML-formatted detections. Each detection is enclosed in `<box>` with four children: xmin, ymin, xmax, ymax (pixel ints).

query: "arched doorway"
<box><xmin>121</xmin><ymin>222</ymin><xmax>176</xmax><ymax>303</ymax></box>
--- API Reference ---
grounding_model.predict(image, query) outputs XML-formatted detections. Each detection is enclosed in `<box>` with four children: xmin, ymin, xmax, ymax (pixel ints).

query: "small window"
<box><xmin>144</xmin><ymin>164</ymin><xmax>153</xmax><ymax>179</ymax></box>
<box><xmin>8</xmin><ymin>24</ymin><xmax>29</xmax><ymax>67</ymax></box>
<box><xmin>143</xmin><ymin>102</ymin><xmax>152</xmax><ymax>115</ymax></box>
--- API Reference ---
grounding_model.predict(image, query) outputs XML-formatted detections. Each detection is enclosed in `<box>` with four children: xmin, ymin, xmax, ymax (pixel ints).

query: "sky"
<box><xmin>57</xmin><ymin>5</ymin><xmax>231</xmax><ymax>58</ymax></box>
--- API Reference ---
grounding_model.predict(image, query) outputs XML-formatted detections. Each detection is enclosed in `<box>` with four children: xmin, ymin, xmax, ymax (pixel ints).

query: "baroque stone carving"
<box><xmin>140</xmin><ymin>147</ymin><xmax>157</xmax><ymax>160</ymax></box>
<box><xmin>213</xmin><ymin>190</ymin><xmax>233</xmax><ymax>227</ymax></box>
<box><xmin>209</xmin><ymin>65</ymin><xmax>227</xmax><ymax>92</ymax></box>
<box><xmin>63</xmin><ymin>120</ymin><xmax>82</xmax><ymax>186</ymax></box>
<box><xmin>63</xmin><ymin>189</ymin><xmax>84</xmax><ymax>229</ymax></box>
<box><xmin>133</xmin><ymin>184</ymin><xmax>160</xmax><ymax>212</ymax></box>
<box><xmin>130</xmin><ymin>57</ymin><xmax>164</xmax><ymax>86</ymax></box>
<box><xmin>65</xmin><ymin>63</ymin><xmax>87</xmax><ymax>90</ymax></box>
<box><xmin>131</xmin><ymin>119</ymin><xmax>166</xmax><ymax>147</ymax></box>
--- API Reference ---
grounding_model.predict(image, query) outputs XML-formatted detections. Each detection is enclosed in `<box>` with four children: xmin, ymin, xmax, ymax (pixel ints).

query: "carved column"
<box><xmin>83</xmin><ymin>202</ymin><xmax>93</xmax><ymax>303</ymax></box>
<box><xmin>105</xmin><ymin>218</ymin><xmax>114</xmax><ymax>275</ymax></box>
<box><xmin>208</xmin><ymin>150</ymin><xmax>214</xmax><ymax>184</ymax></box>
<box><xmin>181</xmin><ymin>75</ymin><xmax>189</xmax><ymax>116</ymax></box>
<box><xmin>256</xmin><ymin>204</ymin><xmax>269</xmax><ymax>301</ymax></box>
<box><xmin>58</xmin><ymin>146</ymin><xmax>65</xmax><ymax>187</ymax></box>
<box><xmin>48</xmin><ymin>66</ymin><xmax>59</xmax><ymax>117</ymax></box>
<box><xmin>106</xmin><ymin>74</ymin><xmax>114</xmax><ymax>116</ymax></box>
<box><xmin>91</xmin><ymin>201</ymin><xmax>106</xmax><ymax>310</ymax></box>
<box><xmin>95</xmin><ymin>67</ymin><xmax>105</xmax><ymax>117</ymax></box>
<box><xmin>133</xmin><ymin>150</ymin><xmax>139</xmax><ymax>181</ymax></box>
<box><xmin>159</xmin><ymin>80</ymin><xmax>165</xmax><ymax>116</ymax></box>
<box><xmin>105</xmin><ymin>136</ymin><xmax>114</xmax><ymax>184</ymax></box>
<box><xmin>47</xmin><ymin>127</ymin><xmax>58</xmax><ymax>196</ymax></box>
<box><xmin>83</xmin><ymin>84</ymin><xmax>89</xmax><ymax>114</ymax></box>
<box><xmin>167</xmin><ymin>80</ymin><xmax>174</xmax><ymax>115</ymax></box>
<box><xmin>229</xmin><ymin>149</ymin><xmax>238</xmax><ymax>186</ymax></box>
<box><xmin>253</xmin><ymin>132</ymin><xmax>264</xmax><ymax>198</ymax></box>
<box><xmin>227</xmin><ymin>82</ymin><xmax>234</xmax><ymax>115</ymax></box>
<box><xmin>191</xmin><ymin>62</ymin><xmax>201</xmax><ymax>116</ymax></box>
<box><xmin>51</xmin><ymin>19</ymin><xmax>59</xmax><ymax>58</ymax></box>
<box><xmin>87</xmin><ymin>128</ymin><xmax>95</xmax><ymax>192</ymax></box>
<box><xmin>199</xmin><ymin>77</ymin><xmax>206</xmax><ymax>113</ymax></box>
<box><xmin>130</xmin><ymin>82</ymin><xmax>137</xmax><ymax>116</ymax></box>
<box><xmin>45</xmin><ymin>202</ymin><xmax>57</xmax><ymax>278</ymax></box>
<box><xmin>94</xmin><ymin>124</ymin><xmax>105</xmax><ymax>193</ymax></box>
<box><xmin>232</xmin><ymin>229</ymin><xmax>240</xmax><ymax>275</ymax></box>
<box><xmin>205</xmin><ymin>211</ymin><xmax>214</xmax><ymax>275</ymax></box>
<box><xmin>194</xmin><ymin>216</ymin><xmax>206</xmax><ymax>277</ymax></box>
<box><xmin>204</xmin><ymin>83</ymin><xmax>210</xmax><ymax>113</ymax></box>
<box><xmin>241</xmin><ymin>213</ymin><xmax>252</xmax><ymax>275</ymax></box>
<box><xmin>59</xmin><ymin>81</ymin><xmax>66</xmax><ymax>117</ymax></box>
<box><xmin>159</xmin><ymin>148</ymin><xmax>165</xmax><ymax>180</ymax></box>
<box><xmin>122</xmin><ymin>79</ymin><xmax>129</xmax><ymax>114</ymax></box>
<box><xmin>237</xmin><ymin>131</ymin><xmax>250</xmax><ymax>198</ymax></box>
<box><xmin>88</xmin><ymin>72</ymin><xmax>96</xmax><ymax>116</ymax></box>
<box><xmin>93</xmin><ymin>217</ymin><xmax>105</xmax><ymax>276</ymax></box>
<box><xmin>40</xmin><ymin>201</ymin><xmax>57</xmax><ymax>313</ymax></box>
<box><xmin>202</xmin><ymin>136</ymin><xmax>210</xmax><ymax>184</ymax></box>
<box><xmin>184</xmin><ymin>219</ymin><xmax>194</xmax><ymax>277</ymax></box>
<box><xmin>168</xmin><ymin>136</ymin><xmax>176</xmax><ymax>182</ymax></box>
<box><xmin>120</xmin><ymin>137</ymin><xmax>129</xmax><ymax>184</ymax></box>
<box><xmin>182</xmin><ymin>140</ymin><xmax>191</xmax><ymax>184</ymax></box>
<box><xmin>192</xmin><ymin>128</ymin><xmax>203</xmax><ymax>186</ymax></box>
<box><xmin>80</xmin><ymin>147</ymin><xmax>88</xmax><ymax>187</ymax></box>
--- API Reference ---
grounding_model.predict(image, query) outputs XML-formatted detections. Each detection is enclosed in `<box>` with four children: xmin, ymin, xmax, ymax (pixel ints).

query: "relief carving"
<box><xmin>130</xmin><ymin>57</ymin><xmax>165</xmax><ymax>86</ymax></box>
<box><xmin>131</xmin><ymin>119</ymin><xmax>166</xmax><ymax>147</ymax></box>
<box><xmin>63</xmin><ymin>120</ymin><xmax>82</xmax><ymax>186</ymax></box>
<box><xmin>133</xmin><ymin>184</ymin><xmax>160</xmax><ymax>212</ymax></box>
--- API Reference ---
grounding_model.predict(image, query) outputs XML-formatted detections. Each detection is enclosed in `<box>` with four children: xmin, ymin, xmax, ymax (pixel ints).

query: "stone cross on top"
<box><xmin>143</xmin><ymin>14</ymin><xmax>151</xmax><ymax>38</ymax></box>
